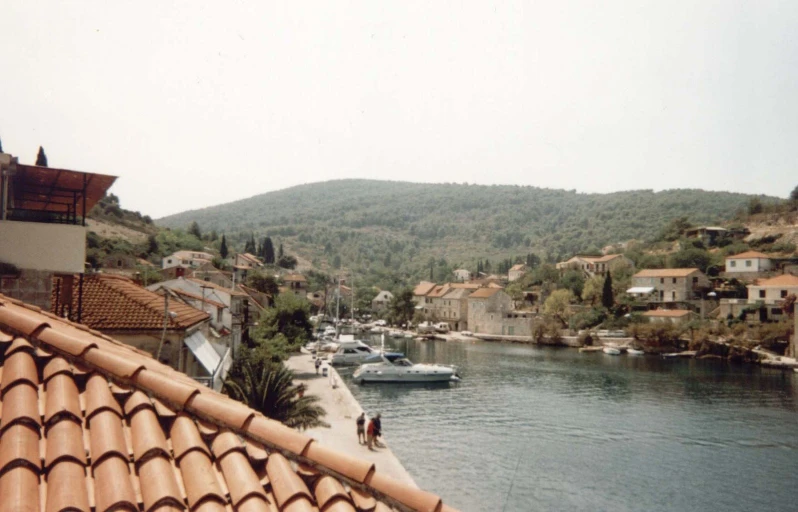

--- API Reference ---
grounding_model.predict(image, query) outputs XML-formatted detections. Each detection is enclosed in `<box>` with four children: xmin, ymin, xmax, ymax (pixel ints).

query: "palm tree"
<box><xmin>223</xmin><ymin>357</ymin><xmax>328</xmax><ymax>430</ymax></box>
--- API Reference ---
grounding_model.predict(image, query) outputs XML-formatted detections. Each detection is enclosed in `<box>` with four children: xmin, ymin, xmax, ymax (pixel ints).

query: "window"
<box><xmin>216</xmin><ymin>309</ymin><xmax>222</xmax><ymax>323</ymax></box>
<box><xmin>771</xmin><ymin>308</ymin><xmax>781</xmax><ymax>315</ymax></box>
<box><xmin>672</xmin><ymin>278</ymin><xmax>677</xmax><ymax>284</ymax></box>
<box><xmin>692</xmin><ymin>277</ymin><xmax>698</xmax><ymax>284</ymax></box>
<box><xmin>730</xmin><ymin>261</ymin><xmax>736</xmax><ymax>267</ymax></box>
<box><xmin>167</xmin><ymin>259</ymin><xmax>172</xmax><ymax>264</ymax></box>
<box><xmin>117</xmin><ymin>259</ymin><xmax>123</xmax><ymax>268</ymax></box>
<box><xmin>781</xmin><ymin>290</ymin><xmax>788</xmax><ymax>298</ymax></box>
<box><xmin>745</xmin><ymin>260</ymin><xmax>752</xmax><ymax>267</ymax></box>
<box><xmin>660</xmin><ymin>278</ymin><xmax>664</xmax><ymax>284</ymax></box>
<box><xmin>759</xmin><ymin>290</ymin><xmax>765</xmax><ymax>298</ymax></box>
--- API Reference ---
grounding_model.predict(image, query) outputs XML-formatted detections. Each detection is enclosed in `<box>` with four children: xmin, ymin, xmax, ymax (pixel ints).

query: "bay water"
<box><xmin>342</xmin><ymin>338</ymin><xmax>798</xmax><ymax>512</ymax></box>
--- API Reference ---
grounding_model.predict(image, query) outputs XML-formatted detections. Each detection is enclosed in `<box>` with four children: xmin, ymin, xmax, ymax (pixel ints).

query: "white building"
<box><xmin>162</xmin><ymin>250</ymin><xmax>214</xmax><ymax>270</ymax></box>
<box><xmin>371</xmin><ymin>290</ymin><xmax>394</xmax><ymax>312</ymax></box>
<box><xmin>453</xmin><ymin>268</ymin><xmax>471</xmax><ymax>282</ymax></box>
<box><xmin>725</xmin><ymin>251</ymin><xmax>773</xmax><ymax>273</ymax></box>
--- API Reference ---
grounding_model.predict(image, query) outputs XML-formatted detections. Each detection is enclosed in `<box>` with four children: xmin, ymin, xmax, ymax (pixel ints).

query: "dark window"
<box><xmin>660</xmin><ymin>278</ymin><xmax>664</xmax><ymax>284</ymax></box>
<box><xmin>759</xmin><ymin>290</ymin><xmax>766</xmax><ymax>298</ymax></box>
<box><xmin>781</xmin><ymin>290</ymin><xmax>788</xmax><ymax>298</ymax></box>
<box><xmin>672</xmin><ymin>278</ymin><xmax>677</xmax><ymax>284</ymax></box>
<box><xmin>692</xmin><ymin>277</ymin><xmax>698</xmax><ymax>284</ymax></box>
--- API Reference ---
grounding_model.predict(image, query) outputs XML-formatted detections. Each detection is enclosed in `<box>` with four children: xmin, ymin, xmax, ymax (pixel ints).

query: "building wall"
<box><xmin>0</xmin><ymin>269</ymin><xmax>53</xmax><ymax>311</ymax></box>
<box><xmin>468</xmin><ymin>292</ymin><xmax>513</xmax><ymax>334</ymax></box>
<box><xmin>508</xmin><ymin>269</ymin><xmax>525</xmax><ymax>282</ymax></box>
<box><xmin>726</xmin><ymin>258</ymin><xmax>772</xmax><ymax>273</ymax></box>
<box><xmin>747</xmin><ymin>285</ymin><xmax>798</xmax><ymax>304</ymax></box>
<box><xmin>631</xmin><ymin>273</ymin><xmax>709</xmax><ymax>302</ymax></box>
<box><xmin>0</xmin><ymin>220</ymin><xmax>86</xmax><ymax>273</ymax></box>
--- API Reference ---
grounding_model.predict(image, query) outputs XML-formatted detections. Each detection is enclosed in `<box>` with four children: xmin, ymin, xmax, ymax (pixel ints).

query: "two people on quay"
<box><xmin>357</xmin><ymin>412</ymin><xmax>382</xmax><ymax>450</ymax></box>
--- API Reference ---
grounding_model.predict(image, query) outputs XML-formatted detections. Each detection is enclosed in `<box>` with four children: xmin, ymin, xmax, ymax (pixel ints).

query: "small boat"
<box><xmin>330</xmin><ymin>339</ymin><xmax>382</xmax><ymax>366</ymax></box>
<box><xmin>602</xmin><ymin>346</ymin><xmax>621</xmax><ymax>355</ymax></box>
<box><xmin>388</xmin><ymin>330</ymin><xmax>403</xmax><ymax>338</ymax></box>
<box><xmin>403</xmin><ymin>333</ymin><xmax>413</xmax><ymax>339</ymax></box>
<box><xmin>627</xmin><ymin>348</ymin><xmax>645</xmax><ymax>355</ymax></box>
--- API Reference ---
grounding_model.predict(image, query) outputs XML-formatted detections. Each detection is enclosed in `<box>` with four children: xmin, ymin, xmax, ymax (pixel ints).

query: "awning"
<box><xmin>626</xmin><ymin>287</ymin><xmax>655</xmax><ymax>294</ymax></box>
<box><xmin>184</xmin><ymin>331</ymin><xmax>221</xmax><ymax>374</ymax></box>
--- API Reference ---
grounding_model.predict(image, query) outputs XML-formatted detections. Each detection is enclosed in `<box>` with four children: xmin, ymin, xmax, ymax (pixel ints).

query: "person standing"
<box><xmin>372</xmin><ymin>413</ymin><xmax>382</xmax><ymax>448</ymax></box>
<box><xmin>314</xmin><ymin>358</ymin><xmax>321</xmax><ymax>375</ymax></box>
<box><xmin>366</xmin><ymin>417</ymin><xmax>376</xmax><ymax>450</ymax></box>
<box><xmin>356</xmin><ymin>412</ymin><xmax>366</xmax><ymax>445</ymax></box>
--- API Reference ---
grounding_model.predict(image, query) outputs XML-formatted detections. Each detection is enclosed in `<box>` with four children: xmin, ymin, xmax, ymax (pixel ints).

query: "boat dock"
<box><xmin>284</xmin><ymin>353</ymin><xmax>418</xmax><ymax>486</ymax></box>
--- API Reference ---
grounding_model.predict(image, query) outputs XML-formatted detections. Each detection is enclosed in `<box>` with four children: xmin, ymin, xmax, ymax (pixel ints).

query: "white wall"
<box><xmin>726</xmin><ymin>257</ymin><xmax>772</xmax><ymax>272</ymax></box>
<box><xmin>0</xmin><ymin>220</ymin><xmax>85</xmax><ymax>272</ymax></box>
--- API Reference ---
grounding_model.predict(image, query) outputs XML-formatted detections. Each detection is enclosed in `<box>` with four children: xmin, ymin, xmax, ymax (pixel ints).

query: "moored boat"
<box><xmin>352</xmin><ymin>353</ymin><xmax>460</xmax><ymax>384</ymax></box>
<box><xmin>602</xmin><ymin>346</ymin><xmax>621</xmax><ymax>355</ymax></box>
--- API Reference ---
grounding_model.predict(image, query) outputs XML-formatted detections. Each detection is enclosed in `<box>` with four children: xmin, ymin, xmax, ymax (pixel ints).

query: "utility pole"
<box><xmin>156</xmin><ymin>292</ymin><xmax>169</xmax><ymax>360</ymax></box>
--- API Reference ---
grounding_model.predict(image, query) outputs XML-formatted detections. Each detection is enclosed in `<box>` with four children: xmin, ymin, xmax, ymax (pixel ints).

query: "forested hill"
<box><xmin>157</xmin><ymin>180</ymin><xmax>764</xmax><ymax>283</ymax></box>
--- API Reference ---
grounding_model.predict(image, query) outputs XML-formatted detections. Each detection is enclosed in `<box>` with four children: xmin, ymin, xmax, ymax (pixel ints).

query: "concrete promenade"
<box><xmin>285</xmin><ymin>353</ymin><xmax>417</xmax><ymax>486</ymax></box>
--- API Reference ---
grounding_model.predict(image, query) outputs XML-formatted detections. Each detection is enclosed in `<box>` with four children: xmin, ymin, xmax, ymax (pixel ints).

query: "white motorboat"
<box><xmin>627</xmin><ymin>348</ymin><xmax>645</xmax><ymax>355</ymax></box>
<box><xmin>602</xmin><ymin>346</ymin><xmax>621</xmax><ymax>355</ymax></box>
<box><xmin>352</xmin><ymin>353</ymin><xmax>460</xmax><ymax>383</ymax></box>
<box><xmin>330</xmin><ymin>340</ymin><xmax>381</xmax><ymax>366</ymax></box>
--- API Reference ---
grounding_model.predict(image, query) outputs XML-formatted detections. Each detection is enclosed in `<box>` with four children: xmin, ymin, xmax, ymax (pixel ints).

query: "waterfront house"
<box><xmin>162</xmin><ymin>250</ymin><xmax>214</xmax><ymax>270</ymax></box>
<box><xmin>413</xmin><ymin>281</ymin><xmax>437</xmax><ymax>307</ymax></box>
<box><xmin>439</xmin><ymin>287</ymin><xmax>473</xmax><ymax>331</ymax></box>
<box><xmin>453</xmin><ymin>268</ymin><xmax>472</xmax><ymax>282</ymax></box>
<box><xmin>744</xmin><ymin>274</ymin><xmax>798</xmax><ymax>322</ymax></box>
<box><xmin>642</xmin><ymin>309</ymin><xmax>697</xmax><ymax>324</ymax></box>
<box><xmin>0</xmin><ymin>152</ymin><xmax>116</xmax><ymax>311</ymax></box>
<box><xmin>508</xmin><ymin>263</ymin><xmax>527</xmax><ymax>282</ymax></box>
<box><xmin>0</xmin><ymin>293</ymin><xmax>456</xmax><ymax>512</ymax></box>
<box><xmin>630</xmin><ymin>268</ymin><xmax>710</xmax><ymax>304</ymax></box>
<box><xmin>468</xmin><ymin>288</ymin><xmax>511</xmax><ymax>334</ymax></box>
<box><xmin>371</xmin><ymin>290</ymin><xmax>394</xmax><ymax>312</ymax></box>
<box><xmin>51</xmin><ymin>274</ymin><xmax>231</xmax><ymax>390</ymax></box>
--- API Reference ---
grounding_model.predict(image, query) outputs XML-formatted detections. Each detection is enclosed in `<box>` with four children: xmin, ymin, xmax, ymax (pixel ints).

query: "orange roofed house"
<box><xmin>629</xmin><ymin>268</ymin><xmax>710</xmax><ymax>305</ymax></box>
<box><xmin>50</xmin><ymin>274</ymin><xmax>235</xmax><ymax>390</ymax></box>
<box><xmin>0</xmin><ymin>293</ymin><xmax>458</xmax><ymax>512</ymax></box>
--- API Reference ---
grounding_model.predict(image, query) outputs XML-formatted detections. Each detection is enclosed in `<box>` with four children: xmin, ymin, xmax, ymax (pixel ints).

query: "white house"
<box><xmin>508</xmin><ymin>264</ymin><xmax>527</xmax><ymax>282</ymax></box>
<box><xmin>453</xmin><ymin>268</ymin><xmax>471</xmax><ymax>282</ymax></box>
<box><xmin>725</xmin><ymin>251</ymin><xmax>773</xmax><ymax>273</ymax></box>
<box><xmin>371</xmin><ymin>290</ymin><xmax>394</xmax><ymax>311</ymax></box>
<box><xmin>162</xmin><ymin>250</ymin><xmax>214</xmax><ymax>270</ymax></box>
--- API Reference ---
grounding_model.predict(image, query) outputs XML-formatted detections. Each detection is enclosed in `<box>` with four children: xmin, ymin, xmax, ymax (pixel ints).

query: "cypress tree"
<box><xmin>278</xmin><ymin>243</ymin><xmax>284</xmax><ymax>260</ymax></box>
<box><xmin>264</xmin><ymin>237</ymin><xmax>275</xmax><ymax>264</ymax></box>
<box><xmin>36</xmin><ymin>146</ymin><xmax>48</xmax><ymax>167</ymax></box>
<box><xmin>602</xmin><ymin>272</ymin><xmax>614</xmax><ymax>309</ymax></box>
<box><xmin>220</xmin><ymin>235</ymin><xmax>229</xmax><ymax>259</ymax></box>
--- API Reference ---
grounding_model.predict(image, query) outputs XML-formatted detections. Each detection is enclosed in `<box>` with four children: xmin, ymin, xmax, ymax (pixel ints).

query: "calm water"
<box><xmin>341</xmin><ymin>338</ymin><xmax>798</xmax><ymax>512</ymax></box>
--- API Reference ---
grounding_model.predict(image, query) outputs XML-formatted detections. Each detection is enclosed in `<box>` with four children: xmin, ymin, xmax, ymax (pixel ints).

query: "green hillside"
<box><xmin>157</xmin><ymin>180</ymin><xmax>766</xmax><ymax>288</ymax></box>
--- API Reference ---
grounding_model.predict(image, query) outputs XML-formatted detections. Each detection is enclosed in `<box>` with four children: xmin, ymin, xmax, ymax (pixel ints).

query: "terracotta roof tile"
<box><xmin>642</xmin><ymin>310</ymin><xmax>693</xmax><ymax>318</ymax></box>
<box><xmin>0</xmin><ymin>294</ymin><xmax>459</xmax><ymax>512</ymax></box>
<box><xmin>52</xmin><ymin>275</ymin><xmax>209</xmax><ymax>332</ymax></box>
<box><xmin>468</xmin><ymin>287</ymin><xmax>501</xmax><ymax>299</ymax></box>
<box><xmin>752</xmin><ymin>274</ymin><xmax>798</xmax><ymax>287</ymax></box>
<box><xmin>726</xmin><ymin>250</ymin><xmax>770</xmax><ymax>259</ymax></box>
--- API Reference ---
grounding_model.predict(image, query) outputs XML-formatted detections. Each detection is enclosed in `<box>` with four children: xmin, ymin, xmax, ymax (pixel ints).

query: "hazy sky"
<box><xmin>2</xmin><ymin>1</ymin><xmax>796</xmax><ymax>218</ymax></box>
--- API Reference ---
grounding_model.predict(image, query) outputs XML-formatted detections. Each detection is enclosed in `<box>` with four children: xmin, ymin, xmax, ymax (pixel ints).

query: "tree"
<box><xmin>389</xmin><ymin>288</ymin><xmax>416</xmax><ymax>326</ymax></box>
<box><xmin>277</xmin><ymin>254</ymin><xmax>298</xmax><ymax>269</ymax></box>
<box><xmin>188</xmin><ymin>221</ymin><xmax>202</xmax><ymax>239</ymax></box>
<box><xmin>790</xmin><ymin>185</ymin><xmax>798</xmax><ymax>202</ymax></box>
<box><xmin>601</xmin><ymin>272</ymin><xmax>614</xmax><ymax>309</ymax></box>
<box><xmin>263</xmin><ymin>237</ymin><xmax>275</xmax><ymax>264</ymax></box>
<box><xmin>254</xmin><ymin>293</ymin><xmax>313</xmax><ymax>347</ymax></box>
<box><xmin>146</xmin><ymin>234</ymin><xmax>159</xmax><ymax>255</ymax></box>
<box><xmin>223</xmin><ymin>351</ymin><xmax>328</xmax><ymax>429</ymax></box>
<box><xmin>220</xmin><ymin>235</ymin><xmax>229</xmax><ymax>258</ymax></box>
<box><xmin>247</xmin><ymin>271</ymin><xmax>279</xmax><ymax>296</ymax></box>
<box><xmin>544</xmin><ymin>289</ymin><xmax>575</xmax><ymax>326</ymax></box>
<box><xmin>244</xmin><ymin>234</ymin><xmax>256</xmax><ymax>254</ymax></box>
<box><xmin>559</xmin><ymin>270</ymin><xmax>585</xmax><ymax>298</ymax></box>
<box><xmin>35</xmin><ymin>146</ymin><xmax>48</xmax><ymax>167</ymax></box>
<box><xmin>526</xmin><ymin>253</ymin><xmax>541</xmax><ymax>269</ymax></box>
<box><xmin>668</xmin><ymin>247</ymin><xmax>712</xmax><ymax>273</ymax></box>
<box><xmin>658</xmin><ymin>216</ymin><xmax>692</xmax><ymax>242</ymax></box>
<box><xmin>581</xmin><ymin>276</ymin><xmax>603</xmax><ymax>305</ymax></box>
<box><xmin>278</xmin><ymin>243</ymin><xmax>284</xmax><ymax>260</ymax></box>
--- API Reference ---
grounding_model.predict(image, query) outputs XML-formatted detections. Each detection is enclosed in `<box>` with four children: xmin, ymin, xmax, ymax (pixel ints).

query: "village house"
<box><xmin>438</xmin><ymin>287</ymin><xmax>473</xmax><ymax>331</ymax></box>
<box><xmin>100</xmin><ymin>251</ymin><xmax>142</xmax><ymax>274</ymax></box>
<box><xmin>0</xmin><ymin>152</ymin><xmax>116</xmax><ymax>311</ymax></box>
<box><xmin>162</xmin><ymin>250</ymin><xmax>214</xmax><ymax>270</ymax></box>
<box><xmin>556</xmin><ymin>254</ymin><xmax>634</xmax><ymax>277</ymax></box>
<box><xmin>231</xmin><ymin>252</ymin><xmax>263</xmax><ymax>282</ymax></box>
<box><xmin>149</xmin><ymin>277</ymin><xmax>251</xmax><ymax>356</ymax></box>
<box><xmin>51</xmin><ymin>274</ymin><xmax>232</xmax><ymax>390</ymax></box>
<box><xmin>452</xmin><ymin>268</ymin><xmax>471</xmax><ymax>282</ymax></box>
<box><xmin>724</xmin><ymin>251</ymin><xmax>773</xmax><ymax>274</ymax></box>
<box><xmin>629</xmin><ymin>268</ymin><xmax>710</xmax><ymax>304</ymax></box>
<box><xmin>371</xmin><ymin>290</ymin><xmax>394</xmax><ymax>312</ymax></box>
<box><xmin>413</xmin><ymin>281</ymin><xmax>437</xmax><ymax>308</ymax></box>
<box><xmin>642</xmin><ymin>309</ymin><xmax>697</xmax><ymax>324</ymax></box>
<box><xmin>281</xmin><ymin>273</ymin><xmax>308</xmax><ymax>297</ymax></box>
<box><xmin>745</xmin><ymin>274</ymin><xmax>798</xmax><ymax>322</ymax></box>
<box><xmin>508</xmin><ymin>263</ymin><xmax>527</xmax><ymax>282</ymax></box>
<box><xmin>467</xmin><ymin>288</ymin><xmax>535</xmax><ymax>336</ymax></box>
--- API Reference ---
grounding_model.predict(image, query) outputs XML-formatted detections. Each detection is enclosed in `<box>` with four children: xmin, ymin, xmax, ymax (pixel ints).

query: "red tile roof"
<box><xmin>642</xmin><ymin>309</ymin><xmax>693</xmax><ymax>318</ymax></box>
<box><xmin>726</xmin><ymin>251</ymin><xmax>770</xmax><ymax>260</ymax></box>
<box><xmin>633</xmin><ymin>268</ymin><xmax>701</xmax><ymax>278</ymax></box>
<box><xmin>752</xmin><ymin>274</ymin><xmax>798</xmax><ymax>287</ymax></box>
<box><xmin>0</xmin><ymin>294</ymin><xmax>457</xmax><ymax>512</ymax></box>
<box><xmin>413</xmin><ymin>282</ymin><xmax>436</xmax><ymax>296</ymax></box>
<box><xmin>469</xmin><ymin>288</ymin><xmax>502</xmax><ymax>299</ymax></box>
<box><xmin>186</xmin><ymin>278</ymin><xmax>248</xmax><ymax>297</ymax></box>
<box><xmin>53</xmin><ymin>275</ymin><xmax>209</xmax><ymax>331</ymax></box>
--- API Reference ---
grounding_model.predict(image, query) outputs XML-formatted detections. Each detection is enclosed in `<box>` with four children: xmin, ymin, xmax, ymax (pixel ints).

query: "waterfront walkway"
<box><xmin>285</xmin><ymin>353</ymin><xmax>417</xmax><ymax>486</ymax></box>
